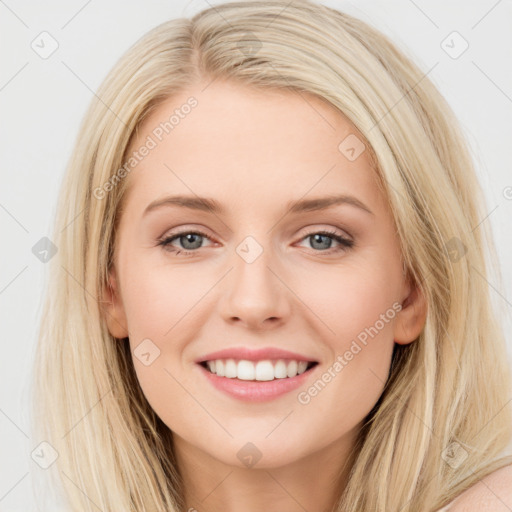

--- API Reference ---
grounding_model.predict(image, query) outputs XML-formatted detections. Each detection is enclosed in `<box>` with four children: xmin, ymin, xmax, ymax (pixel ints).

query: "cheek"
<box><xmin>295</xmin><ymin>260</ymin><xmax>400</xmax><ymax>344</ymax></box>
<box><xmin>295</xmin><ymin>263</ymin><xmax>399</xmax><ymax>403</ymax></box>
<box><xmin>294</xmin><ymin>283</ymin><xmax>397</xmax><ymax>443</ymax></box>
<box><xmin>120</xmin><ymin>258</ymin><xmax>211</xmax><ymax>340</ymax></box>
<box><xmin>120</xmin><ymin>261</ymin><xmax>214</xmax><ymax>407</ymax></box>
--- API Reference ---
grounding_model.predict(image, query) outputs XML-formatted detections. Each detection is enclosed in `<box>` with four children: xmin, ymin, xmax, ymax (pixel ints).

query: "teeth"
<box><xmin>225</xmin><ymin>359</ymin><xmax>237</xmax><ymax>378</ymax></box>
<box><xmin>256</xmin><ymin>361</ymin><xmax>274</xmax><ymax>381</ymax></box>
<box><xmin>287</xmin><ymin>360</ymin><xmax>298</xmax><ymax>378</ymax></box>
<box><xmin>203</xmin><ymin>359</ymin><xmax>311</xmax><ymax>381</ymax></box>
<box><xmin>238</xmin><ymin>360</ymin><xmax>255</xmax><ymax>380</ymax></box>
<box><xmin>274</xmin><ymin>360</ymin><xmax>288</xmax><ymax>378</ymax></box>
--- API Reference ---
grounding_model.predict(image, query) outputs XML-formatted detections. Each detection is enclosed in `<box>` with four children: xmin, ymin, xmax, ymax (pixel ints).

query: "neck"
<box><xmin>173</xmin><ymin>428</ymin><xmax>359</xmax><ymax>512</ymax></box>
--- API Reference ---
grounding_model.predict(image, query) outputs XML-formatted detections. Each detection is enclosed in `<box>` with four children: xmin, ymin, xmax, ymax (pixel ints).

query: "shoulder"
<box><xmin>447</xmin><ymin>463</ymin><xmax>512</xmax><ymax>511</ymax></box>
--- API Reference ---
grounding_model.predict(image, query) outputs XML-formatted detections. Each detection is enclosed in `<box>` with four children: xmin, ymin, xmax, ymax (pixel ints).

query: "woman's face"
<box><xmin>104</xmin><ymin>79</ymin><xmax>426</xmax><ymax>469</ymax></box>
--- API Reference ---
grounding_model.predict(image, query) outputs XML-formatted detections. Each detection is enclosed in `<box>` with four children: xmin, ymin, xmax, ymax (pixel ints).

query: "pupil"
<box><xmin>312</xmin><ymin>234</ymin><xmax>331</xmax><ymax>250</ymax></box>
<box><xmin>182</xmin><ymin>233</ymin><xmax>202</xmax><ymax>249</ymax></box>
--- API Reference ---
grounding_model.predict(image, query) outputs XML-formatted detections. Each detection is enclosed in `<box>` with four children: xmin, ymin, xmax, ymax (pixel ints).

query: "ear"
<box><xmin>394</xmin><ymin>278</ymin><xmax>427</xmax><ymax>345</ymax></box>
<box><xmin>101</xmin><ymin>266</ymin><xmax>129</xmax><ymax>339</ymax></box>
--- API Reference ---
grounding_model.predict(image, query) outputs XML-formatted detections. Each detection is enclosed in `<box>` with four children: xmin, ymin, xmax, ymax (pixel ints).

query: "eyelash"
<box><xmin>157</xmin><ymin>228</ymin><xmax>354</xmax><ymax>256</ymax></box>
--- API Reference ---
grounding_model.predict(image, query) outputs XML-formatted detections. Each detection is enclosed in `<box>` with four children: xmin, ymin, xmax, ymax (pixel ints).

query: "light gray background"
<box><xmin>1</xmin><ymin>0</ymin><xmax>511</xmax><ymax>510</ymax></box>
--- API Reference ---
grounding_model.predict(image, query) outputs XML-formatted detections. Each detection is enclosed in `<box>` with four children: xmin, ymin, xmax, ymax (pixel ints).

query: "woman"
<box><xmin>32</xmin><ymin>1</ymin><xmax>512</xmax><ymax>510</ymax></box>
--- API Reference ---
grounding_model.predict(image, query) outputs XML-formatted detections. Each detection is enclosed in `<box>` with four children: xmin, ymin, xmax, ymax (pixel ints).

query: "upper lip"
<box><xmin>195</xmin><ymin>347</ymin><xmax>319</xmax><ymax>364</ymax></box>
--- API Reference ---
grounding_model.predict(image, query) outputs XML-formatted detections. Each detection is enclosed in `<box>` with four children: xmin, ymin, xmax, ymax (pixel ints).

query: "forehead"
<box><xmin>121</xmin><ymin>80</ymin><xmax>383</xmax><ymax>215</ymax></box>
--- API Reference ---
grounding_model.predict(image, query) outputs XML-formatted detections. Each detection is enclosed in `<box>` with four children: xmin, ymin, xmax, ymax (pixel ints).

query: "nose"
<box><xmin>219</xmin><ymin>245</ymin><xmax>292</xmax><ymax>330</ymax></box>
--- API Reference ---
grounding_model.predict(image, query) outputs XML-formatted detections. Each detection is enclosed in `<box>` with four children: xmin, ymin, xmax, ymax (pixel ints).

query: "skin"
<box><xmin>450</xmin><ymin>464</ymin><xmax>512</xmax><ymax>511</ymax></box>
<box><xmin>103</xmin><ymin>79</ymin><xmax>428</xmax><ymax>512</ymax></box>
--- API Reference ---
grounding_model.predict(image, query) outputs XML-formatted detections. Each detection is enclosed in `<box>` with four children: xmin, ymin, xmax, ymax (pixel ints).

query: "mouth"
<box><xmin>196</xmin><ymin>358</ymin><xmax>320</xmax><ymax>402</ymax></box>
<box><xmin>198</xmin><ymin>359</ymin><xmax>319</xmax><ymax>381</ymax></box>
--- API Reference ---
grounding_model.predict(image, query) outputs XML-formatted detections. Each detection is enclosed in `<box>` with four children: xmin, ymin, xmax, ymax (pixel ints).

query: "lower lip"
<box><xmin>197</xmin><ymin>363</ymin><xmax>318</xmax><ymax>402</ymax></box>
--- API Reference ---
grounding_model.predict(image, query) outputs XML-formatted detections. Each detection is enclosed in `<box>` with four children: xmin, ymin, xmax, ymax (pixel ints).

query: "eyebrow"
<box><xmin>143</xmin><ymin>194</ymin><xmax>374</xmax><ymax>217</ymax></box>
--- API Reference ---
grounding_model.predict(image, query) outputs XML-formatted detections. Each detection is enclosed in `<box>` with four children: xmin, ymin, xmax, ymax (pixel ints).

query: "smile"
<box><xmin>200</xmin><ymin>358</ymin><xmax>318</xmax><ymax>381</ymax></box>
<box><xmin>197</xmin><ymin>359</ymin><xmax>319</xmax><ymax>402</ymax></box>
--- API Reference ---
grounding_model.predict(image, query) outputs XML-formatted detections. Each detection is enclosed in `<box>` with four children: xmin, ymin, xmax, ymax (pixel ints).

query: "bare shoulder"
<box><xmin>448</xmin><ymin>464</ymin><xmax>512</xmax><ymax>511</ymax></box>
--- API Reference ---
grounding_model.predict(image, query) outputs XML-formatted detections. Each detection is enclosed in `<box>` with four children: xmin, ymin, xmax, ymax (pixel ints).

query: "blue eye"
<box><xmin>158</xmin><ymin>231</ymin><xmax>211</xmax><ymax>255</ymax></box>
<box><xmin>301</xmin><ymin>230</ymin><xmax>354</xmax><ymax>252</ymax></box>
<box><xmin>157</xmin><ymin>229</ymin><xmax>353</xmax><ymax>256</ymax></box>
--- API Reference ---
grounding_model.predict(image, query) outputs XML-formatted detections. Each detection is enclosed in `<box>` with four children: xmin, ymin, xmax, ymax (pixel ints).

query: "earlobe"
<box><xmin>101</xmin><ymin>267</ymin><xmax>129</xmax><ymax>339</ymax></box>
<box><xmin>394</xmin><ymin>282</ymin><xmax>427</xmax><ymax>345</ymax></box>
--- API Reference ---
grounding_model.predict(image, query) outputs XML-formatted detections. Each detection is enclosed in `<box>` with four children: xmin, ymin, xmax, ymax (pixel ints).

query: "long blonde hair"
<box><xmin>31</xmin><ymin>1</ymin><xmax>512</xmax><ymax>510</ymax></box>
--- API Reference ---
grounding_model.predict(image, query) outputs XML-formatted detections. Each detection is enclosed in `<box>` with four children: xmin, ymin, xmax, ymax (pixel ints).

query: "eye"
<box><xmin>297</xmin><ymin>229</ymin><xmax>354</xmax><ymax>254</ymax></box>
<box><xmin>157</xmin><ymin>230</ymin><xmax>213</xmax><ymax>255</ymax></box>
<box><xmin>157</xmin><ymin>228</ymin><xmax>354</xmax><ymax>256</ymax></box>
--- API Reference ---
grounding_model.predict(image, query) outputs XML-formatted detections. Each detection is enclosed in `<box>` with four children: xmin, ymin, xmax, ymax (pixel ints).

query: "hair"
<box><xmin>31</xmin><ymin>0</ymin><xmax>512</xmax><ymax>510</ymax></box>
